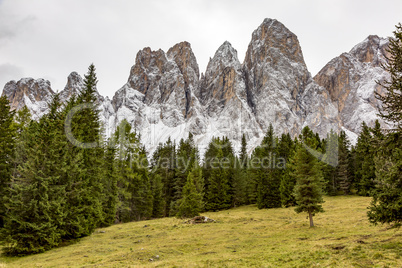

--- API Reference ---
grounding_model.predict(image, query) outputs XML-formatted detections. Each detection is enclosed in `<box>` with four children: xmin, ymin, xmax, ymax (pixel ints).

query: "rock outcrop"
<box><xmin>314</xmin><ymin>35</ymin><xmax>390</xmax><ymax>133</ymax></box>
<box><xmin>1</xmin><ymin>78</ymin><xmax>54</xmax><ymax>120</ymax></box>
<box><xmin>196</xmin><ymin>41</ymin><xmax>262</xmax><ymax>141</ymax></box>
<box><xmin>1</xmin><ymin>19</ymin><xmax>390</xmax><ymax>153</ymax></box>
<box><xmin>243</xmin><ymin>18</ymin><xmax>339</xmax><ymax>138</ymax></box>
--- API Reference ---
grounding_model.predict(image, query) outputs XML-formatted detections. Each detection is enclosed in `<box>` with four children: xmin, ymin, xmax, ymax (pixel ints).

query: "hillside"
<box><xmin>1</xmin><ymin>196</ymin><xmax>401</xmax><ymax>267</ymax></box>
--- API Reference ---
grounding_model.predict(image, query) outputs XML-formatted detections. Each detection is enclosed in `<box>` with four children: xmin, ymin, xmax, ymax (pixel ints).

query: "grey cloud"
<box><xmin>0</xmin><ymin>8</ymin><xmax>36</xmax><ymax>45</ymax></box>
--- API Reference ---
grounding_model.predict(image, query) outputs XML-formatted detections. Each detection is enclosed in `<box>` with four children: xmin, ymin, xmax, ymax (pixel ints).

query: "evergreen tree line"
<box><xmin>0</xmin><ymin>64</ymin><xmax>357</xmax><ymax>254</ymax></box>
<box><xmin>0</xmin><ymin>23</ymin><xmax>400</xmax><ymax>255</ymax></box>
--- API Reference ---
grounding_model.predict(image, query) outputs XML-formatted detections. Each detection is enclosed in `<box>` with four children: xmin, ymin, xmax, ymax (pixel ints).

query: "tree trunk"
<box><xmin>309</xmin><ymin>211</ymin><xmax>314</xmax><ymax>227</ymax></box>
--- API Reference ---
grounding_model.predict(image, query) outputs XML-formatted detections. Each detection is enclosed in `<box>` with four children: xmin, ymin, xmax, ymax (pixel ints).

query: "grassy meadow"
<box><xmin>0</xmin><ymin>195</ymin><xmax>401</xmax><ymax>267</ymax></box>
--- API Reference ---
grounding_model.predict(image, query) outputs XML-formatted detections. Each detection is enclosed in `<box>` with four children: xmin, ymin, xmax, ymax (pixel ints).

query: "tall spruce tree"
<box><xmin>278</xmin><ymin>133</ymin><xmax>297</xmax><ymax>207</ymax></box>
<box><xmin>1</xmin><ymin>94</ymin><xmax>67</xmax><ymax>255</ymax></box>
<box><xmin>100</xmin><ymin>143</ymin><xmax>118</xmax><ymax>226</ymax></box>
<box><xmin>239</xmin><ymin>133</ymin><xmax>248</xmax><ymax>168</ymax></box>
<box><xmin>204</xmin><ymin>137</ymin><xmax>233</xmax><ymax>211</ymax></box>
<box><xmin>232</xmin><ymin>158</ymin><xmax>250</xmax><ymax>207</ymax></box>
<box><xmin>63</xmin><ymin>64</ymin><xmax>105</xmax><ymax>238</ymax></box>
<box><xmin>176</xmin><ymin>171</ymin><xmax>204</xmax><ymax>218</ymax></box>
<box><xmin>368</xmin><ymin>23</ymin><xmax>402</xmax><ymax>228</ymax></box>
<box><xmin>292</xmin><ymin>127</ymin><xmax>325</xmax><ymax>228</ymax></box>
<box><xmin>253</xmin><ymin>124</ymin><xmax>281</xmax><ymax>209</ymax></box>
<box><xmin>322</xmin><ymin>130</ymin><xmax>339</xmax><ymax>195</ymax></box>
<box><xmin>0</xmin><ymin>96</ymin><xmax>16</xmax><ymax>228</ymax></box>
<box><xmin>337</xmin><ymin>131</ymin><xmax>352</xmax><ymax>195</ymax></box>
<box><xmin>375</xmin><ymin>23</ymin><xmax>402</xmax><ymax>131</ymax></box>
<box><xmin>171</xmin><ymin>134</ymin><xmax>199</xmax><ymax>214</ymax></box>
<box><xmin>354</xmin><ymin>122</ymin><xmax>376</xmax><ymax>196</ymax></box>
<box><xmin>151</xmin><ymin>174</ymin><xmax>165</xmax><ymax>218</ymax></box>
<box><xmin>113</xmin><ymin>120</ymin><xmax>152</xmax><ymax>222</ymax></box>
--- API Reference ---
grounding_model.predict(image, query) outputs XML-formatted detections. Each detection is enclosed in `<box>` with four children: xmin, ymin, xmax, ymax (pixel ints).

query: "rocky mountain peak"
<box><xmin>206</xmin><ymin>41</ymin><xmax>241</xmax><ymax>75</ymax></box>
<box><xmin>1</xmin><ymin>77</ymin><xmax>54</xmax><ymax>120</ymax></box>
<box><xmin>127</xmin><ymin>47</ymin><xmax>167</xmax><ymax>101</ymax></box>
<box><xmin>59</xmin><ymin>71</ymin><xmax>84</xmax><ymax>102</ymax></box>
<box><xmin>167</xmin><ymin>41</ymin><xmax>199</xmax><ymax>84</ymax></box>
<box><xmin>314</xmin><ymin>35</ymin><xmax>390</xmax><ymax>134</ymax></box>
<box><xmin>349</xmin><ymin>35</ymin><xmax>389</xmax><ymax>66</ymax></box>
<box><xmin>245</xmin><ymin>18</ymin><xmax>306</xmax><ymax>69</ymax></box>
<box><xmin>242</xmin><ymin>18</ymin><xmax>313</xmax><ymax>135</ymax></box>
<box><xmin>1</xmin><ymin>18</ymin><xmax>390</xmax><ymax>153</ymax></box>
<box><xmin>196</xmin><ymin>41</ymin><xmax>242</xmax><ymax>108</ymax></box>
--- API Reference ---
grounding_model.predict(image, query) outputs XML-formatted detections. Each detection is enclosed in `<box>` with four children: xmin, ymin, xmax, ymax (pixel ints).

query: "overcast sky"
<box><xmin>0</xmin><ymin>0</ymin><xmax>401</xmax><ymax>98</ymax></box>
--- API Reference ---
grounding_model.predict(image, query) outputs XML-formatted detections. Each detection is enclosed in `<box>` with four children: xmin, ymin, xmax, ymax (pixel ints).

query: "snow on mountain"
<box><xmin>1</xmin><ymin>78</ymin><xmax>54</xmax><ymax>120</ymax></box>
<box><xmin>314</xmin><ymin>35</ymin><xmax>390</xmax><ymax>134</ymax></box>
<box><xmin>243</xmin><ymin>18</ymin><xmax>340</xmax><ymax>139</ymax></box>
<box><xmin>0</xmin><ymin>19</ymin><xmax>391</xmax><ymax>155</ymax></box>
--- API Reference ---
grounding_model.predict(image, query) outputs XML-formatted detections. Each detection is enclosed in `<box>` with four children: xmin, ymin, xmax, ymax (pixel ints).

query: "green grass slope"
<box><xmin>1</xmin><ymin>196</ymin><xmax>401</xmax><ymax>267</ymax></box>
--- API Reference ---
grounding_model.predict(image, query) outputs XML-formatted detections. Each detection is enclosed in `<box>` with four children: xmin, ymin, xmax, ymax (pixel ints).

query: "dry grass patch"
<box><xmin>1</xmin><ymin>195</ymin><xmax>401</xmax><ymax>267</ymax></box>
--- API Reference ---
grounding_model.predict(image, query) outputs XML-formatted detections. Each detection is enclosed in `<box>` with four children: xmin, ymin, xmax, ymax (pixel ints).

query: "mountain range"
<box><xmin>1</xmin><ymin>18</ymin><xmax>390</xmax><ymax>155</ymax></box>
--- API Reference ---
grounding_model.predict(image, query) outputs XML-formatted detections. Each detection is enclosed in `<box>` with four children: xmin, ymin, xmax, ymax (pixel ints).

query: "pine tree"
<box><xmin>375</xmin><ymin>23</ymin><xmax>402</xmax><ymax>131</ymax></box>
<box><xmin>354</xmin><ymin>122</ymin><xmax>376</xmax><ymax>196</ymax></box>
<box><xmin>62</xmin><ymin>64</ymin><xmax>104</xmax><ymax>238</ymax></box>
<box><xmin>100</xmin><ymin>144</ymin><xmax>118</xmax><ymax>226</ymax></box>
<box><xmin>254</xmin><ymin>124</ymin><xmax>281</xmax><ymax>209</ymax></box>
<box><xmin>1</xmin><ymin>94</ymin><xmax>67</xmax><ymax>255</ymax></box>
<box><xmin>322</xmin><ymin>130</ymin><xmax>339</xmax><ymax>195</ymax></box>
<box><xmin>278</xmin><ymin>133</ymin><xmax>296</xmax><ymax>207</ymax></box>
<box><xmin>113</xmin><ymin>120</ymin><xmax>152</xmax><ymax>222</ymax></box>
<box><xmin>368</xmin><ymin>24</ymin><xmax>402</xmax><ymax>227</ymax></box>
<box><xmin>14</xmin><ymin>106</ymin><xmax>31</xmax><ymax>134</ymax></box>
<box><xmin>0</xmin><ymin>96</ymin><xmax>16</xmax><ymax>228</ymax></box>
<box><xmin>172</xmin><ymin>134</ymin><xmax>199</xmax><ymax>211</ymax></box>
<box><xmin>151</xmin><ymin>138</ymin><xmax>176</xmax><ymax>216</ymax></box>
<box><xmin>232</xmin><ymin>158</ymin><xmax>249</xmax><ymax>206</ymax></box>
<box><xmin>232</xmin><ymin>134</ymin><xmax>250</xmax><ymax>206</ymax></box>
<box><xmin>337</xmin><ymin>131</ymin><xmax>351</xmax><ymax>195</ymax></box>
<box><xmin>130</xmin><ymin>145</ymin><xmax>153</xmax><ymax>221</ymax></box>
<box><xmin>239</xmin><ymin>134</ymin><xmax>248</xmax><ymax>168</ymax></box>
<box><xmin>204</xmin><ymin>139</ymin><xmax>233</xmax><ymax>211</ymax></box>
<box><xmin>292</xmin><ymin>127</ymin><xmax>325</xmax><ymax>228</ymax></box>
<box><xmin>368</xmin><ymin>132</ymin><xmax>402</xmax><ymax>228</ymax></box>
<box><xmin>151</xmin><ymin>174</ymin><xmax>165</xmax><ymax>218</ymax></box>
<box><xmin>176</xmin><ymin>171</ymin><xmax>204</xmax><ymax>218</ymax></box>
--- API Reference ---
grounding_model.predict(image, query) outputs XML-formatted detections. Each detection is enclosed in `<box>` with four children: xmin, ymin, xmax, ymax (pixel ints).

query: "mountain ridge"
<box><xmin>1</xmin><ymin>18</ymin><xmax>389</xmax><ymax>154</ymax></box>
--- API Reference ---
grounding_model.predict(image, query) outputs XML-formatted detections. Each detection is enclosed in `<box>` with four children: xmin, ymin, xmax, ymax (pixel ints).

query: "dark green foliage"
<box><xmin>151</xmin><ymin>174</ymin><xmax>165</xmax><ymax>218</ymax></box>
<box><xmin>368</xmin><ymin>24</ymin><xmax>402</xmax><ymax>228</ymax></box>
<box><xmin>0</xmin><ymin>96</ymin><xmax>16</xmax><ymax>228</ymax></box>
<box><xmin>279</xmin><ymin>171</ymin><xmax>296</xmax><ymax>207</ymax></box>
<box><xmin>151</xmin><ymin>138</ymin><xmax>176</xmax><ymax>216</ymax></box>
<box><xmin>176</xmin><ymin>171</ymin><xmax>204</xmax><ymax>218</ymax></box>
<box><xmin>232</xmin><ymin>135</ymin><xmax>251</xmax><ymax>207</ymax></box>
<box><xmin>322</xmin><ymin>130</ymin><xmax>339</xmax><ymax>195</ymax></box>
<box><xmin>375</xmin><ymin>23</ymin><xmax>402</xmax><ymax>131</ymax></box>
<box><xmin>171</xmin><ymin>134</ymin><xmax>199</xmax><ymax>214</ymax></box>
<box><xmin>204</xmin><ymin>137</ymin><xmax>234</xmax><ymax>211</ymax></box>
<box><xmin>292</xmin><ymin>127</ymin><xmax>325</xmax><ymax>227</ymax></box>
<box><xmin>368</xmin><ymin>132</ymin><xmax>402</xmax><ymax>228</ymax></box>
<box><xmin>278</xmin><ymin>133</ymin><xmax>296</xmax><ymax>207</ymax></box>
<box><xmin>354</xmin><ymin>122</ymin><xmax>376</xmax><ymax>195</ymax></box>
<box><xmin>232</xmin><ymin>160</ymin><xmax>250</xmax><ymax>207</ymax></box>
<box><xmin>252</xmin><ymin>124</ymin><xmax>281</xmax><ymax>209</ymax></box>
<box><xmin>1</xmin><ymin>95</ymin><xmax>66</xmax><ymax>255</ymax></box>
<box><xmin>62</xmin><ymin>64</ymin><xmax>105</xmax><ymax>238</ymax></box>
<box><xmin>100</xmin><ymin>144</ymin><xmax>118</xmax><ymax>226</ymax></box>
<box><xmin>239</xmin><ymin>134</ymin><xmax>248</xmax><ymax>168</ymax></box>
<box><xmin>337</xmin><ymin>131</ymin><xmax>352</xmax><ymax>195</ymax></box>
<box><xmin>113</xmin><ymin>120</ymin><xmax>153</xmax><ymax>222</ymax></box>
